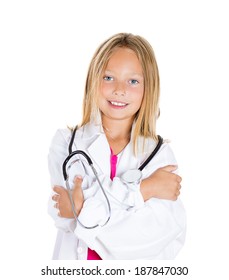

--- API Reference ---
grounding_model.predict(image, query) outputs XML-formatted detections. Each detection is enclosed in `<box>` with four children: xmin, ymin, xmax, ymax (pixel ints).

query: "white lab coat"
<box><xmin>48</xmin><ymin>122</ymin><xmax>186</xmax><ymax>260</ymax></box>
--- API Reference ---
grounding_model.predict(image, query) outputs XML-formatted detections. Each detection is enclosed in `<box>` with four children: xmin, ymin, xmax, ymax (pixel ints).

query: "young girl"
<box><xmin>48</xmin><ymin>33</ymin><xmax>186</xmax><ymax>260</ymax></box>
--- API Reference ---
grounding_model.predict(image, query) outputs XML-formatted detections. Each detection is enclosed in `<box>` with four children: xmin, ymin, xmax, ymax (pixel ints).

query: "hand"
<box><xmin>52</xmin><ymin>176</ymin><xmax>84</xmax><ymax>218</ymax></box>
<box><xmin>140</xmin><ymin>165</ymin><xmax>182</xmax><ymax>201</ymax></box>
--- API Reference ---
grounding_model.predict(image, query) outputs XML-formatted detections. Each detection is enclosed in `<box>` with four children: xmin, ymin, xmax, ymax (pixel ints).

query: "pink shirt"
<box><xmin>87</xmin><ymin>148</ymin><xmax>117</xmax><ymax>260</ymax></box>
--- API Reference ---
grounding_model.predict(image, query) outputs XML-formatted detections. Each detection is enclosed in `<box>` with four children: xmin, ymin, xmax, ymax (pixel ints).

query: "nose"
<box><xmin>112</xmin><ymin>81</ymin><xmax>126</xmax><ymax>96</ymax></box>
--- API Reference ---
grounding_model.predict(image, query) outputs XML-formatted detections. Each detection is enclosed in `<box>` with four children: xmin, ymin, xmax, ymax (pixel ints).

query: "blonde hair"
<box><xmin>80</xmin><ymin>33</ymin><xmax>160</xmax><ymax>151</ymax></box>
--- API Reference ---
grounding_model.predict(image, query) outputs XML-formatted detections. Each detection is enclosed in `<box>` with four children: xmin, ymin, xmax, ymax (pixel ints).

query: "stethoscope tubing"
<box><xmin>63</xmin><ymin>150</ymin><xmax>93</xmax><ymax>180</ymax></box>
<box><xmin>62</xmin><ymin>150</ymin><xmax>111</xmax><ymax>229</ymax></box>
<box><xmin>62</xmin><ymin>128</ymin><xmax>163</xmax><ymax>229</ymax></box>
<box><xmin>138</xmin><ymin>135</ymin><xmax>163</xmax><ymax>171</ymax></box>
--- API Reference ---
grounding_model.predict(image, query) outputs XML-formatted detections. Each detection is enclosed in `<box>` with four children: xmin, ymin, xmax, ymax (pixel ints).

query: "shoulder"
<box><xmin>50</xmin><ymin>128</ymin><xmax>72</xmax><ymax>148</ymax></box>
<box><xmin>49</xmin><ymin>123</ymin><xmax>103</xmax><ymax>150</ymax></box>
<box><xmin>139</xmin><ymin>137</ymin><xmax>177</xmax><ymax>167</ymax></box>
<box><xmin>73</xmin><ymin>123</ymin><xmax>103</xmax><ymax>147</ymax></box>
<box><xmin>76</xmin><ymin>123</ymin><xmax>102</xmax><ymax>138</ymax></box>
<box><xmin>160</xmin><ymin>141</ymin><xmax>177</xmax><ymax>165</ymax></box>
<box><xmin>153</xmin><ymin>138</ymin><xmax>177</xmax><ymax>164</ymax></box>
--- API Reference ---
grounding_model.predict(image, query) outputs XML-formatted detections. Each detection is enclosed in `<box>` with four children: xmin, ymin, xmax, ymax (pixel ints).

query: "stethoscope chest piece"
<box><xmin>121</xmin><ymin>169</ymin><xmax>142</xmax><ymax>184</ymax></box>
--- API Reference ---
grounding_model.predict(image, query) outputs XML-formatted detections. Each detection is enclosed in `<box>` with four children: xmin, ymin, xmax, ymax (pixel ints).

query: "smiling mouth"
<box><xmin>109</xmin><ymin>101</ymin><xmax>128</xmax><ymax>107</ymax></box>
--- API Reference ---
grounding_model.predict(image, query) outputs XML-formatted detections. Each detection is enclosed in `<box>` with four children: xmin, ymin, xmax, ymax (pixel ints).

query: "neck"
<box><xmin>102</xmin><ymin>116</ymin><xmax>133</xmax><ymax>155</ymax></box>
<box><xmin>102</xmin><ymin>117</ymin><xmax>133</xmax><ymax>140</ymax></box>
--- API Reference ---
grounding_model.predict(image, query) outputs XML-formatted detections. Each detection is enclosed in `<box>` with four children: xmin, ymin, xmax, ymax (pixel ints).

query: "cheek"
<box><xmin>100</xmin><ymin>83</ymin><xmax>112</xmax><ymax>96</ymax></box>
<box><xmin>132</xmin><ymin>87</ymin><xmax>144</xmax><ymax>103</ymax></box>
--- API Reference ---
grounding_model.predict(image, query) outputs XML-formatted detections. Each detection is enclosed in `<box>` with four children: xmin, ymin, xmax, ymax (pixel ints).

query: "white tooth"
<box><xmin>111</xmin><ymin>101</ymin><xmax>126</xmax><ymax>106</ymax></box>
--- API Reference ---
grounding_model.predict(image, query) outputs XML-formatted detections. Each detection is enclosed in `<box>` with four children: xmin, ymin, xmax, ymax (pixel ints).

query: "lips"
<box><xmin>109</xmin><ymin>100</ymin><xmax>128</xmax><ymax>107</ymax></box>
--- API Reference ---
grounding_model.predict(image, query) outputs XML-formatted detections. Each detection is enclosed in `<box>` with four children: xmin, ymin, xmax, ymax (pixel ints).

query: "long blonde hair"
<box><xmin>80</xmin><ymin>33</ymin><xmax>160</xmax><ymax>151</ymax></box>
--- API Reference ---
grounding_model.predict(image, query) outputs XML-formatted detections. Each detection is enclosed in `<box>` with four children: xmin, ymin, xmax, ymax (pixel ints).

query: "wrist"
<box><xmin>140</xmin><ymin>178</ymin><xmax>156</xmax><ymax>201</ymax></box>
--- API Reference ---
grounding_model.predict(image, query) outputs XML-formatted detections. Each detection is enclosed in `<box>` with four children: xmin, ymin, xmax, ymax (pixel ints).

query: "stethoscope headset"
<box><xmin>62</xmin><ymin>126</ymin><xmax>163</xmax><ymax>229</ymax></box>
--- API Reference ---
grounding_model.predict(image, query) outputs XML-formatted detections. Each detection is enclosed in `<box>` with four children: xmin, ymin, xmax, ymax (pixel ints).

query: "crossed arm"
<box><xmin>52</xmin><ymin>164</ymin><xmax>182</xmax><ymax>218</ymax></box>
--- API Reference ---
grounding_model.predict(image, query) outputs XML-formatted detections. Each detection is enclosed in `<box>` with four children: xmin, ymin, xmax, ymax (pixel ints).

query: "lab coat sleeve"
<box><xmin>78</xmin><ymin>141</ymin><xmax>178</xmax><ymax>213</ymax></box>
<box><xmin>96</xmin><ymin>198</ymin><xmax>185</xmax><ymax>259</ymax></box>
<box><xmin>47</xmin><ymin>129</ymin><xmax>76</xmax><ymax>233</ymax></box>
<box><xmin>76</xmin><ymin>143</ymin><xmax>186</xmax><ymax>259</ymax></box>
<box><xmin>83</xmin><ymin>175</ymin><xmax>144</xmax><ymax>208</ymax></box>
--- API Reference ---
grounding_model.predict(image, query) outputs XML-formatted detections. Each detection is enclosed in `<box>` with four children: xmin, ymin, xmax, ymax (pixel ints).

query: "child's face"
<box><xmin>99</xmin><ymin>47</ymin><xmax>144</xmax><ymax>123</ymax></box>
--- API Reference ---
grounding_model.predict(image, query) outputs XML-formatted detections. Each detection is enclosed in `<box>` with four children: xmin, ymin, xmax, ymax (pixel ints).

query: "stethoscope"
<box><xmin>62</xmin><ymin>126</ymin><xmax>163</xmax><ymax>229</ymax></box>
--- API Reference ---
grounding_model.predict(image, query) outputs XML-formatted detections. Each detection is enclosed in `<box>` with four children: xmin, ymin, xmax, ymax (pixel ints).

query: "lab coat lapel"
<box><xmin>72</xmin><ymin>123</ymin><xmax>110</xmax><ymax>176</ymax></box>
<box><xmin>116</xmin><ymin>142</ymin><xmax>139</xmax><ymax>176</ymax></box>
<box><xmin>87</xmin><ymin>133</ymin><xmax>111</xmax><ymax>177</ymax></box>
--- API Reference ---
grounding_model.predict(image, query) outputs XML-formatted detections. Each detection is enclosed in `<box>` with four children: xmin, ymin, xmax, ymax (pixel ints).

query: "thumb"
<box><xmin>160</xmin><ymin>165</ymin><xmax>178</xmax><ymax>172</ymax></box>
<box><xmin>72</xmin><ymin>176</ymin><xmax>84</xmax><ymax>204</ymax></box>
<box><xmin>73</xmin><ymin>175</ymin><xmax>83</xmax><ymax>190</ymax></box>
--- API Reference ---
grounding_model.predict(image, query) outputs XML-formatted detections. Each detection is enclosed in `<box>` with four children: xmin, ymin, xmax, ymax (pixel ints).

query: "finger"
<box><xmin>73</xmin><ymin>176</ymin><xmax>83</xmax><ymax>190</ymax></box>
<box><xmin>54</xmin><ymin>203</ymin><xmax>59</xmax><ymax>209</ymax></box>
<box><xmin>160</xmin><ymin>165</ymin><xmax>178</xmax><ymax>173</ymax></box>
<box><xmin>176</xmin><ymin>175</ymin><xmax>182</xmax><ymax>183</ymax></box>
<box><xmin>52</xmin><ymin>194</ymin><xmax>60</xmax><ymax>202</ymax></box>
<box><xmin>53</xmin><ymin>185</ymin><xmax>65</xmax><ymax>195</ymax></box>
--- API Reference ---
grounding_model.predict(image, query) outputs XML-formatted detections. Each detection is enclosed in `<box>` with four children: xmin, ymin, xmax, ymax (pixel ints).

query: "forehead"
<box><xmin>105</xmin><ymin>47</ymin><xmax>142</xmax><ymax>72</ymax></box>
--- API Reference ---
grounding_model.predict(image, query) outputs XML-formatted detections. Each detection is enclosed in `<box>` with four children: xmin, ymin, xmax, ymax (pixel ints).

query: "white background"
<box><xmin>0</xmin><ymin>0</ymin><xmax>229</xmax><ymax>279</ymax></box>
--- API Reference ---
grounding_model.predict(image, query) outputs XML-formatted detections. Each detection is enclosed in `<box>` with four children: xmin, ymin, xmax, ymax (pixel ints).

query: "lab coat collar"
<box><xmin>75</xmin><ymin>122</ymin><xmax>111</xmax><ymax>176</ymax></box>
<box><xmin>86</xmin><ymin>127</ymin><xmax>138</xmax><ymax>177</ymax></box>
<box><xmin>74</xmin><ymin>121</ymin><xmax>156</xmax><ymax>176</ymax></box>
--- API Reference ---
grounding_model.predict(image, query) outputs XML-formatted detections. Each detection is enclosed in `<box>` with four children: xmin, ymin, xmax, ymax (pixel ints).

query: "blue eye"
<box><xmin>129</xmin><ymin>79</ymin><xmax>139</xmax><ymax>85</ymax></box>
<box><xmin>103</xmin><ymin>76</ymin><xmax>113</xmax><ymax>81</ymax></box>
